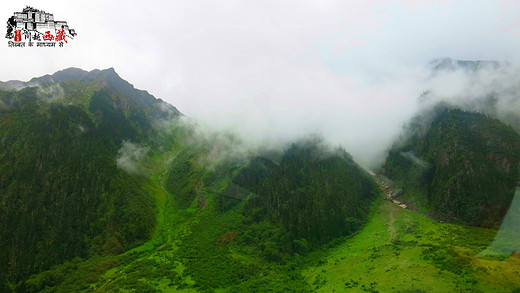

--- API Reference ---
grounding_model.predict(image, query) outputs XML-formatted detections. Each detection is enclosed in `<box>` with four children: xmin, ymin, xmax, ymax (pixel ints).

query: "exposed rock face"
<box><xmin>391</xmin><ymin>189</ymin><xmax>403</xmax><ymax>199</ymax></box>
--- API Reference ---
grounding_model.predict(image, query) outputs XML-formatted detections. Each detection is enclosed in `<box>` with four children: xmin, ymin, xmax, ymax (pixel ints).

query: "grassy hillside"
<box><xmin>304</xmin><ymin>200</ymin><xmax>520</xmax><ymax>293</ymax></box>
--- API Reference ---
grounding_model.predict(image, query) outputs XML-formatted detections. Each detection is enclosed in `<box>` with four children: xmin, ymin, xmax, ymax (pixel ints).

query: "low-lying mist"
<box><xmin>178</xmin><ymin>60</ymin><xmax>520</xmax><ymax>170</ymax></box>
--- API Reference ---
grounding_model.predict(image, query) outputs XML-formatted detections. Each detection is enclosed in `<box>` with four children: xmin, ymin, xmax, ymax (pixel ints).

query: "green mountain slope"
<box><xmin>12</xmin><ymin>134</ymin><xmax>380</xmax><ymax>292</ymax></box>
<box><xmin>382</xmin><ymin>106</ymin><xmax>520</xmax><ymax>227</ymax></box>
<box><xmin>233</xmin><ymin>139</ymin><xmax>379</xmax><ymax>250</ymax></box>
<box><xmin>0</xmin><ymin>68</ymin><xmax>180</xmax><ymax>286</ymax></box>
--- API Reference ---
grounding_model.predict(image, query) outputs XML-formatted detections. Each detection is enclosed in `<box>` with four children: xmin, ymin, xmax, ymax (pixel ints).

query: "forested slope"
<box><xmin>0</xmin><ymin>68</ymin><xmax>180</xmax><ymax>286</ymax></box>
<box><xmin>383</xmin><ymin>106</ymin><xmax>520</xmax><ymax>227</ymax></box>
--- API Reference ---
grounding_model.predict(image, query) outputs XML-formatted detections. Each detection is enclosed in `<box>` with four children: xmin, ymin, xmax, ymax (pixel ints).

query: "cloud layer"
<box><xmin>2</xmin><ymin>1</ymin><xmax>520</xmax><ymax>168</ymax></box>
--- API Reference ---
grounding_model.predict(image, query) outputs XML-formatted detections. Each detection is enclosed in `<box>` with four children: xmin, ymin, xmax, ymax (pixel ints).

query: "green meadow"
<box><xmin>304</xmin><ymin>200</ymin><xmax>520</xmax><ymax>292</ymax></box>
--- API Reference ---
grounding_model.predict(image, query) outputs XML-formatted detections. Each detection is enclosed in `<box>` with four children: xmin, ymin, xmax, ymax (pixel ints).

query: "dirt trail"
<box><xmin>388</xmin><ymin>206</ymin><xmax>396</xmax><ymax>241</ymax></box>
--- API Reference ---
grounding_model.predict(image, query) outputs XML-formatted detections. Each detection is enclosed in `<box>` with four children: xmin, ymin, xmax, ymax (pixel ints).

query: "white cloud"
<box><xmin>2</xmin><ymin>0</ymin><xmax>520</xmax><ymax>168</ymax></box>
<box><xmin>116</xmin><ymin>141</ymin><xmax>149</xmax><ymax>174</ymax></box>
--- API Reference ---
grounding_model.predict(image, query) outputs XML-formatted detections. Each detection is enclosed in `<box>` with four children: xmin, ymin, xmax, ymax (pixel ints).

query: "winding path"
<box><xmin>388</xmin><ymin>206</ymin><xmax>396</xmax><ymax>241</ymax></box>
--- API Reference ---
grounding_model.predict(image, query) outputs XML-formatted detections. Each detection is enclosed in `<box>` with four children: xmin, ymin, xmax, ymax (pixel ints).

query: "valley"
<box><xmin>1</xmin><ymin>67</ymin><xmax>520</xmax><ymax>292</ymax></box>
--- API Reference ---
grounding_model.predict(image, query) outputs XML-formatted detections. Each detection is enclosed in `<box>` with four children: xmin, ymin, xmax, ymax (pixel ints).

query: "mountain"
<box><xmin>0</xmin><ymin>68</ymin><xmax>181</xmax><ymax>285</ymax></box>
<box><xmin>2</xmin><ymin>68</ymin><xmax>520</xmax><ymax>292</ymax></box>
<box><xmin>430</xmin><ymin>57</ymin><xmax>503</xmax><ymax>72</ymax></box>
<box><xmin>233</xmin><ymin>139</ymin><xmax>378</xmax><ymax>250</ymax></box>
<box><xmin>0</xmin><ymin>68</ymin><xmax>382</xmax><ymax>291</ymax></box>
<box><xmin>0</xmin><ymin>67</ymin><xmax>180</xmax><ymax>117</ymax></box>
<box><xmin>424</xmin><ymin>58</ymin><xmax>520</xmax><ymax>134</ymax></box>
<box><xmin>382</xmin><ymin>105</ymin><xmax>520</xmax><ymax>227</ymax></box>
<box><xmin>4</xmin><ymin>66</ymin><xmax>520</xmax><ymax>292</ymax></box>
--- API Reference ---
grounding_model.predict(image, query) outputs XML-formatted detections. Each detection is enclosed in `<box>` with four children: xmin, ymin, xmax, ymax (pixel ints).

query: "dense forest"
<box><xmin>383</xmin><ymin>106</ymin><xmax>520</xmax><ymax>227</ymax></box>
<box><xmin>234</xmin><ymin>140</ymin><xmax>379</xmax><ymax>251</ymax></box>
<box><xmin>0</xmin><ymin>68</ymin><xmax>179</xmax><ymax>287</ymax></box>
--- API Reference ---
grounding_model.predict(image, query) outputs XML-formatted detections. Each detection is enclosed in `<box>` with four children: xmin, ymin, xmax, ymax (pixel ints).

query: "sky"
<box><xmin>2</xmin><ymin>0</ymin><xmax>520</xmax><ymax>168</ymax></box>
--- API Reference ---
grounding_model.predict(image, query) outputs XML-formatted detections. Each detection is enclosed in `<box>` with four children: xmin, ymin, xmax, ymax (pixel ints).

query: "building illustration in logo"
<box><xmin>6</xmin><ymin>6</ymin><xmax>77</xmax><ymax>47</ymax></box>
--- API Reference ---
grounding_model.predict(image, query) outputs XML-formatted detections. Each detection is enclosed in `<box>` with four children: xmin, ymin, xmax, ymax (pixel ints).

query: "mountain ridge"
<box><xmin>0</xmin><ymin>67</ymin><xmax>181</xmax><ymax>116</ymax></box>
<box><xmin>430</xmin><ymin>57</ymin><xmax>504</xmax><ymax>72</ymax></box>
